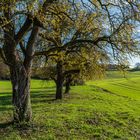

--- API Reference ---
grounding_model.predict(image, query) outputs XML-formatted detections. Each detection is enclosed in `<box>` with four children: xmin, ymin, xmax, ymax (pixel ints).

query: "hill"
<box><xmin>0</xmin><ymin>71</ymin><xmax>140</xmax><ymax>139</ymax></box>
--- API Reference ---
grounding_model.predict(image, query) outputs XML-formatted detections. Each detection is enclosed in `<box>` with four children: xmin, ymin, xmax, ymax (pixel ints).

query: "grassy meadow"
<box><xmin>0</xmin><ymin>71</ymin><xmax>140</xmax><ymax>139</ymax></box>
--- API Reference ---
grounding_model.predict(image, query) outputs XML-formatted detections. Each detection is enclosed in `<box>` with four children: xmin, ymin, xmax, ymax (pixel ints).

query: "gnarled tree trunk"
<box><xmin>65</xmin><ymin>75</ymin><xmax>72</xmax><ymax>94</ymax></box>
<box><xmin>56</xmin><ymin>61</ymin><xmax>63</xmax><ymax>99</ymax></box>
<box><xmin>1</xmin><ymin>0</ymin><xmax>55</xmax><ymax>124</ymax></box>
<box><xmin>10</xmin><ymin>64</ymin><xmax>32</xmax><ymax>122</ymax></box>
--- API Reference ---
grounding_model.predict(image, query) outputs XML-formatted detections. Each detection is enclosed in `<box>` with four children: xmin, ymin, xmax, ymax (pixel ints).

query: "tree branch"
<box><xmin>14</xmin><ymin>16</ymin><xmax>33</xmax><ymax>45</ymax></box>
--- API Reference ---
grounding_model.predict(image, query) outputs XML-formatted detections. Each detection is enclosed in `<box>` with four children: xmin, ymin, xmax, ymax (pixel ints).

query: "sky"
<box><xmin>130</xmin><ymin>25</ymin><xmax>140</xmax><ymax>68</ymax></box>
<box><xmin>81</xmin><ymin>0</ymin><xmax>140</xmax><ymax>68</ymax></box>
<box><xmin>129</xmin><ymin>56</ymin><xmax>140</xmax><ymax>68</ymax></box>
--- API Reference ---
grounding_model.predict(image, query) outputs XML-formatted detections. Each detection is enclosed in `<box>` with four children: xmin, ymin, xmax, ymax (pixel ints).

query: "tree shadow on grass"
<box><xmin>0</xmin><ymin>87</ymin><xmax>57</xmax><ymax>131</ymax></box>
<box><xmin>0</xmin><ymin>87</ymin><xmax>56</xmax><ymax>110</ymax></box>
<box><xmin>0</xmin><ymin>121</ymin><xmax>13</xmax><ymax>129</ymax></box>
<box><xmin>0</xmin><ymin>94</ymin><xmax>11</xmax><ymax>105</ymax></box>
<box><xmin>0</xmin><ymin>87</ymin><xmax>57</xmax><ymax>123</ymax></box>
<box><xmin>0</xmin><ymin>92</ymin><xmax>12</xmax><ymax>111</ymax></box>
<box><xmin>31</xmin><ymin>87</ymin><xmax>56</xmax><ymax>104</ymax></box>
<box><xmin>0</xmin><ymin>121</ymin><xmax>47</xmax><ymax>138</ymax></box>
<box><xmin>31</xmin><ymin>86</ymin><xmax>55</xmax><ymax>90</ymax></box>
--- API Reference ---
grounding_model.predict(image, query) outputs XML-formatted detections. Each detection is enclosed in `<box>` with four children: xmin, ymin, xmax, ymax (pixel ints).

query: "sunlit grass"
<box><xmin>0</xmin><ymin>71</ymin><xmax>140</xmax><ymax>139</ymax></box>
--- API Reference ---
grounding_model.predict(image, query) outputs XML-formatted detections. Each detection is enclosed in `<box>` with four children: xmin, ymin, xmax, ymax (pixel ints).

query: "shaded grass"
<box><xmin>0</xmin><ymin>72</ymin><xmax>140</xmax><ymax>139</ymax></box>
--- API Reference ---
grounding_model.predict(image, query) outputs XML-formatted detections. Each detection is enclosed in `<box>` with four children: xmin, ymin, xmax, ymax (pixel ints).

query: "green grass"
<box><xmin>0</xmin><ymin>71</ymin><xmax>140</xmax><ymax>139</ymax></box>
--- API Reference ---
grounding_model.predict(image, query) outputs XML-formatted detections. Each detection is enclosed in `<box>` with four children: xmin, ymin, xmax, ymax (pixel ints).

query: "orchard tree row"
<box><xmin>0</xmin><ymin>0</ymin><xmax>140</xmax><ymax>124</ymax></box>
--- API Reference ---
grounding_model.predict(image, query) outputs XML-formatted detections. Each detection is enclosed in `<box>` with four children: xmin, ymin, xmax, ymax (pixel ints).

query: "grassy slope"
<box><xmin>0</xmin><ymin>72</ymin><xmax>140</xmax><ymax>140</ymax></box>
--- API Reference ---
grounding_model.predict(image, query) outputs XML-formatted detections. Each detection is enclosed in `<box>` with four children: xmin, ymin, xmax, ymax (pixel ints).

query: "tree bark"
<box><xmin>56</xmin><ymin>61</ymin><xmax>63</xmax><ymax>99</ymax></box>
<box><xmin>65</xmin><ymin>75</ymin><xmax>72</xmax><ymax>94</ymax></box>
<box><xmin>10</xmin><ymin>64</ymin><xmax>32</xmax><ymax>123</ymax></box>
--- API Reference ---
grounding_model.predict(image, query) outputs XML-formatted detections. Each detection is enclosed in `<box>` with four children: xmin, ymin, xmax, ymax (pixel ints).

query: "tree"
<box><xmin>0</xmin><ymin>0</ymin><xmax>56</xmax><ymax>123</ymax></box>
<box><xmin>0</xmin><ymin>0</ymin><xmax>139</xmax><ymax>123</ymax></box>
<box><xmin>35</xmin><ymin>0</ymin><xmax>139</xmax><ymax>70</ymax></box>
<box><xmin>35</xmin><ymin>0</ymin><xmax>139</xmax><ymax>99</ymax></box>
<box><xmin>34</xmin><ymin>1</ymin><xmax>107</xmax><ymax>99</ymax></box>
<box><xmin>39</xmin><ymin>46</ymin><xmax>108</xmax><ymax>99</ymax></box>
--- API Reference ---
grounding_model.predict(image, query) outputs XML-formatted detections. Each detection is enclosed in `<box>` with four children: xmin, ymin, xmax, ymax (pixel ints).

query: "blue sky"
<box><xmin>130</xmin><ymin>25</ymin><xmax>140</xmax><ymax>68</ymax></box>
<box><xmin>129</xmin><ymin>57</ymin><xmax>140</xmax><ymax>68</ymax></box>
<box><xmin>81</xmin><ymin>0</ymin><xmax>140</xmax><ymax>68</ymax></box>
